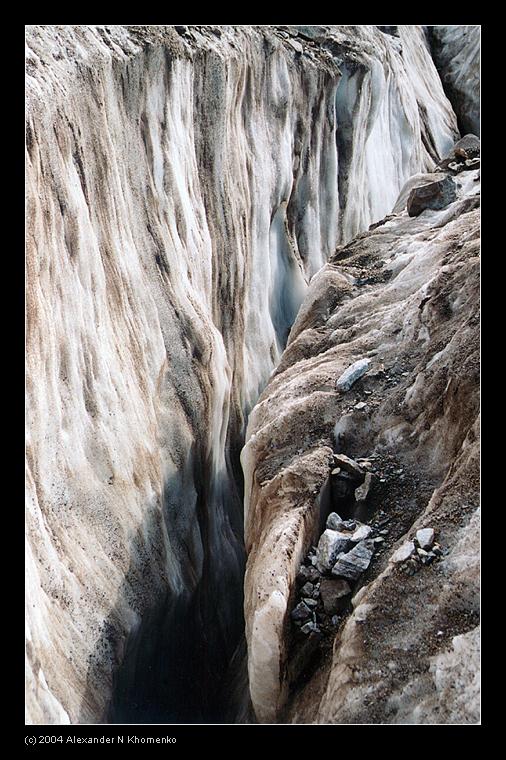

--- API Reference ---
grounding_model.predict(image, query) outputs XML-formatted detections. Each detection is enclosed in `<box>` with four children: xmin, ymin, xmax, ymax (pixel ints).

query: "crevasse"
<box><xmin>25</xmin><ymin>25</ymin><xmax>457</xmax><ymax>724</ymax></box>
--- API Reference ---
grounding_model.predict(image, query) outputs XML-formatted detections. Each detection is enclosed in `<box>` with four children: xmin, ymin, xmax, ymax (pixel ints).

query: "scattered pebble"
<box><xmin>335</xmin><ymin>358</ymin><xmax>371</xmax><ymax>392</ymax></box>
<box><xmin>391</xmin><ymin>540</ymin><xmax>415</xmax><ymax>564</ymax></box>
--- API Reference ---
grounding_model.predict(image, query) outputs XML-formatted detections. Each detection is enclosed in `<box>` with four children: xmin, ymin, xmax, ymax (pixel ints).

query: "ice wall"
<box><xmin>429</xmin><ymin>25</ymin><xmax>480</xmax><ymax>135</ymax></box>
<box><xmin>25</xmin><ymin>24</ymin><xmax>458</xmax><ymax>723</ymax></box>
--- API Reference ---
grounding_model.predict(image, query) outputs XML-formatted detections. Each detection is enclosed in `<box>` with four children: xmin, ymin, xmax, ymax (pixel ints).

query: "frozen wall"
<box><xmin>429</xmin><ymin>25</ymin><xmax>480</xmax><ymax>135</ymax></box>
<box><xmin>25</xmin><ymin>24</ymin><xmax>458</xmax><ymax>723</ymax></box>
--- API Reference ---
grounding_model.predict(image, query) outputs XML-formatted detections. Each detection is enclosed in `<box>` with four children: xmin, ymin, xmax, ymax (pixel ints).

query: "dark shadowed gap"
<box><xmin>108</xmin><ymin>431</ymin><xmax>249</xmax><ymax>724</ymax></box>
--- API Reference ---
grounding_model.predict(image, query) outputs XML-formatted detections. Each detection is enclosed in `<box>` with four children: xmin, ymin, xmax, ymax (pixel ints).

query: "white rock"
<box><xmin>416</xmin><ymin>528</ymin><xmax>435</xmax><ymax>550</ymax></box>
<box><xmin>326</xmin><ymin>512</ymin><xmax>345</xmax><ymax>531</ymax></box>
<box><xmin>335</xmin><ymin>358</ymin><xmax>371</xmax><ymax>392</ymax></box>
<box><xmin>351</xmin><ymin>523</ymin><xmax>372</xmax><ymax>542</ymax></box>
<box><xmin>391</xmin><ymin>540</ymin><xmax>416</xmax><ymax>563</ymax></box>
<box><xmin>316</xmin><ymin>529</ymin><xmax>353</xmax><ymax>573</ymax></box>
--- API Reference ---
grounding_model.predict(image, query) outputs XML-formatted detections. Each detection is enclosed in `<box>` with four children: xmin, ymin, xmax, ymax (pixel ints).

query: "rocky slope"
<box><xmin>26</xmin><ymin>24</ymin><xmax>465</xmax><ymax>724</ymax></box>
<box><xmin>242</xmin><ymin>153</ymin><xmax>480</xmax><ymax>723</ymax></box>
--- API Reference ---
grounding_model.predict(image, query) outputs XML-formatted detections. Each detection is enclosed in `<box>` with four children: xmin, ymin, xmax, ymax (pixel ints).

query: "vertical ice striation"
<box><xmin>429</xmin><ymin>25</ymin><xmax>480</xmax><ymax>136</ymax></box>
<box><xmin>26</xmin><ymin>25</ymin><xmax>458</xmax><ymax>724</ymax></box>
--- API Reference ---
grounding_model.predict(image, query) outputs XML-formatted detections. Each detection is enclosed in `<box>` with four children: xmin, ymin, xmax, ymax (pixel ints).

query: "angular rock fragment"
<box><xmin>302</xmin><ymin>597</ymin><xmax>318</xmax><ymax>608</ymax></box>
<box><xmin>407</xmin><ymin>175</ymin><xmax>456</xmax><ymax>216</ymax></box>
<box><xmin>416</xmin><ymin>527</ymin><xmax>435</xmax><ymax>549</ymax></box>
<box><xmin>319</xmin><ymin>578</ymin><xmax>352</xmax><ymax>615</ymax></box>
<box><xmin>300</xmin><ymin>582</ymin><xmax>314</xmax><ymax>597</ymax></box>
<box><xmin>326</xmin><ymin>512</ymin><xmax>346</xmax><ymax>531</ymax></box>
<box><xmin>316</xmin><ymin>529</ymin><xmax>353</xmax><ymax>573</ymax></box>
<box><xmin>452</xmin><ymin>134</ymin><xmax>480</xmax><ymax>158</ymax></box>
<box><xmin>331</xmin><ymin>540</ymin><xmax>374</xmax><ymax>581</ymax></box>
<box><xmin>300</xmin><ymin>621</ymin><xmax>319</xmax><ymax>634</ymax></box>
<box><xmin>335</xmin><ymin>358</ymin><xmax>371</xmax><ymax>392</ymax></box>
<box><xmin>354</xmin><ymin>472</ymin><xmax>374</xmax><ymax>502</ymax></box>
<box><xmin>350</xmin><ymin>523</ymin><xmax>372</xmax><ymax>542</ymax></box>
<box><xmin>291</xmin><ymin>601</ymin><xmax>312</xmax><ymax>621</ymax></box>
<box><xmin>391</xmin><ymin>540</ymin><xmax>416</xmax><ymax>563</ymax></box>
<box><xmin>297</xmin><ymin>565</ymin><xmax>320</xmax><ymax>585</ymax></box>
<box><xmin>333</xmin><ymin>453</ymin><xmax>364</xmax><ymax>479</ymax></box>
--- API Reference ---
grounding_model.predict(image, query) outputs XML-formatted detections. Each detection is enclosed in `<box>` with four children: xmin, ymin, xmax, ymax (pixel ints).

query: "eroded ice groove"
<box><xmin>26</xmin><ymin>24</ymin><xmax>458</xmax><ymax>724</ymax></box>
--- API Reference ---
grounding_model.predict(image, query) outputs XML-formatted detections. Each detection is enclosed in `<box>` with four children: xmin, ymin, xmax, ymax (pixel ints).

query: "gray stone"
<box><xmin>392</xmin><ymin>172</ymin><xmax>446</xmax><ymax>213</ymax></box>
<box><xmin>302</xmin><ymin>597</ymin><xmax>318</xmax><ymax>608</ymax></box>
<box><xmin>465</xmin><ymin>157</ymin><xmax>480</xmax><ymax>169</ymax></box>
<box><xmin>297</xmin><ymin>565</ymin><xmax>320</xmax><ymax>585</ymax></box>
<box><xmin>331</xmin><ymin>615</ymin><xmax>340</xmax><ymax>626</ymax></box>
<box><xmin>319</xmin><ymin>578</ymin><xmax>352</xmax><ymax>614</ymax></box>
<box><xmin>326</xmin><ymin>512</ymin><xmax>346</xmax><ymax>531</ymax></box>
<box><xmin>434</xmin><ymin>135</ymin><xmax>480</xmax><ymax>172</ymax></box>
<box><xmin>416</xmin><ymin>528</ymin><xmax>435</xmax><ymax>550</ymax></box>
<box><xmin>335</xmin><ymin>358</ymin><xmax>371</xmax><ymax>392</ymax></box>
<box><xmin>300</xmin><ymin>582</ymin><xmax>314</xmax><ymax>597</ymax></box>
<box><xmin>333</xmin><ymin>453</ymin><xmax>364</xmax><ymax>479</ymax></box>
<box><xmin>407</xmin><ymin>175</ymin><xmax>456</xmax><ymax>217</ymax></box>
<box><xmin>291</xmin><ymin>601</ymin><xmax>312</xmax><ymax>621</ymax></box>
<box><xmin>350</xmin><ymin>523</ymin><xmax>372</xmax><ymax>542</ymax></box>
<box><xmin>354</xmin><ymin>472</ymin><xmax>374</xmax><ymax>502</ymax></box>
<box><xmin>453</xmin><ymin>134</ymin><xmax>480</xmax><ymax>158</ymax></box>
<box><xmin>391</xmin><ymin>540</ymin><xmax>416</xmax><ymax>563</ymax></box>
<box><xmin>331</xmin><ymin>540</ymin><xmax>374</xmax><ymax>581</ymax></box>
<box><xmin>354</xmin><ymin>401</ymin><xmax>367</xmax><ymax>410</ymax></box>
<box><xmin>316</xmin><ymin>529</ymin><xmax>353</xmax><ymax>573</ymax></box>
<box><xmin>300</xmin><ymin>621</ymin><xmax>319</xmax><ymax>634</ymax></box>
